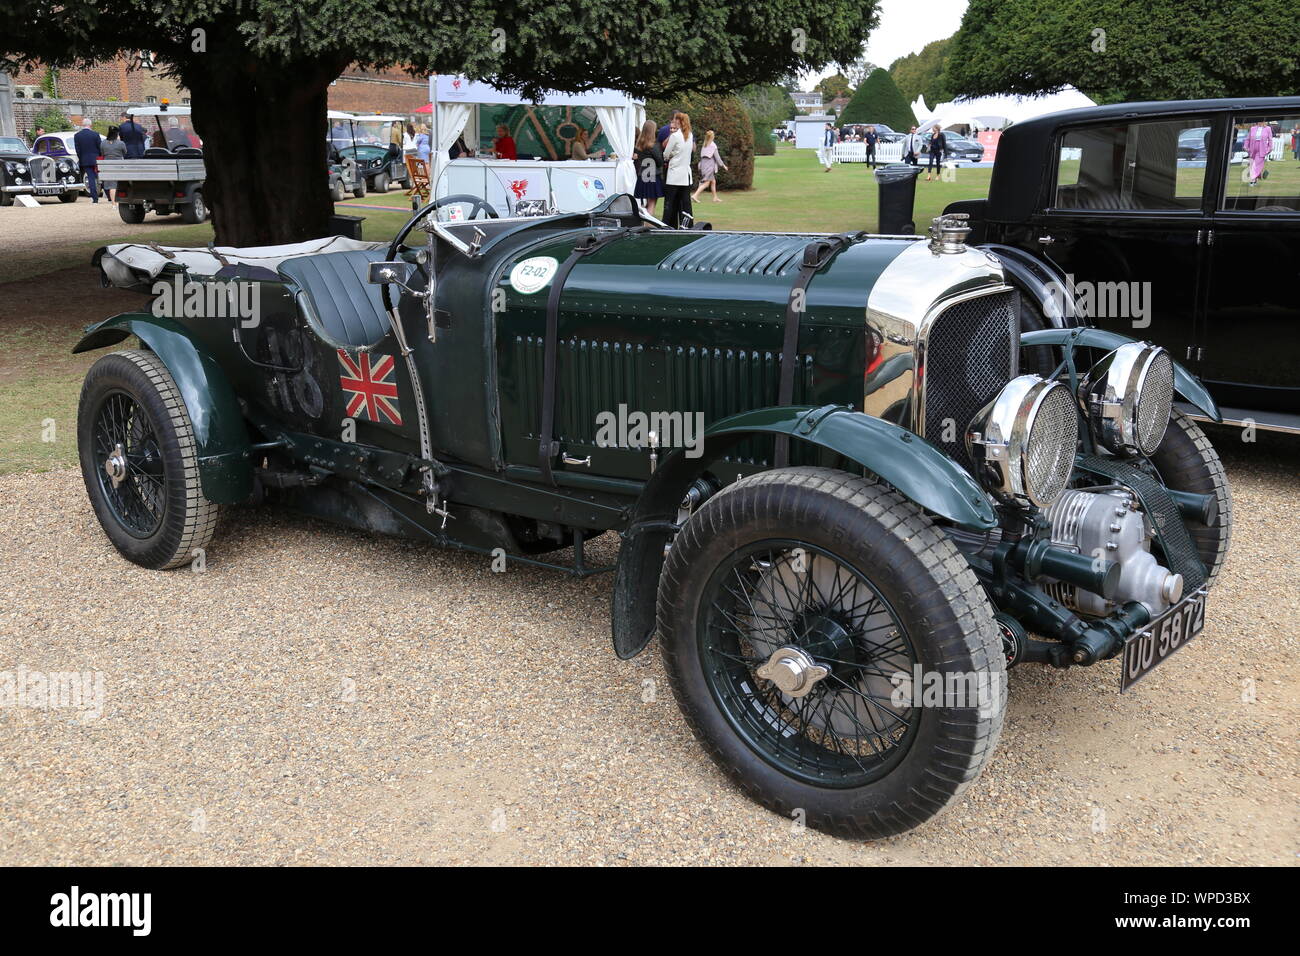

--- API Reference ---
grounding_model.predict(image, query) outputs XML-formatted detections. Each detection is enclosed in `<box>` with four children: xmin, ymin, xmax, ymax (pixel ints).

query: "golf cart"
<box><xmin>96</xmin><ymin>104</ymin><xmax>207</xmax><ymax>224</ymax></box>
<box><xmin>330</xmin><ymin>113</ymin><xmax>409</xmax><ymax>193</ymax></box>
<box><xmin>327</xmin><ymin>110</ymin><xmax>368</xmax><ymax>201</ymax></box>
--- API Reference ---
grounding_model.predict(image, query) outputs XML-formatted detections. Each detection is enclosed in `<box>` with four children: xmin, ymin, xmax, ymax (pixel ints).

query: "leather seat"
<box><xmin>278</xmin><ymin>249</ymin><xmax>391</xmax><ymax>347</ymax></box>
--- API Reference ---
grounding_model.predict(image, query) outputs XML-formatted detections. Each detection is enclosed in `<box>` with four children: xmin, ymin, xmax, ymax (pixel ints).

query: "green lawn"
<box><xmin>0</xmin><ymin>147</ymin><xmax>993</xmax><ymax>476</ymax></box>
<box><xmin>692</xmin><ymin>145</ymin><xmax>991</xmax><ymax>233</ymax></box>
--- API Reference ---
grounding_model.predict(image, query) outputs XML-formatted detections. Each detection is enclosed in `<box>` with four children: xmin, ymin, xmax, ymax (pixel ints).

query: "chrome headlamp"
<box><xmin>1084</xmin><ymin>342</ymin><xmax>1173</xmax><ymax>456</ymax></box>
<box><xmin>966</xmin><ymin>374</ymin><xmax>1078</xmax><ymax>508</ymax></box>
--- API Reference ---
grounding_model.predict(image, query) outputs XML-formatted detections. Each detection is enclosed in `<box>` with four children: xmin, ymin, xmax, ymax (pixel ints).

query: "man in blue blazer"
<box><xmin>73</xmin><ymin>119</ymin><xmax>103</xmax><ymax>202</ymax></box>
<box><xmin>118</xmin><ymin>111</ymin><xmax>148</xmax><ymax>159</ymax></box>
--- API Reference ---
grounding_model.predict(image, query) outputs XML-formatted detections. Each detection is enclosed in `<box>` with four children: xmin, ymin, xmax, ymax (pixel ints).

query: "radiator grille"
<box><xmin>28</xmin><ymin>156</ymin><xmax>55</xmax><ymax>184</ymax></box>
<box><xmin>923</xmin><ymin>290</ymin><xmax>1019</xmax><ymax>469</ymax></box>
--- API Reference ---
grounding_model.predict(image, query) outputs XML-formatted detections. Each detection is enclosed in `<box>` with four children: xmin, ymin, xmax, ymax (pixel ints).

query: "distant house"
<box><xmin>827</xmin><ymin>96</ymin><xmax>850</xmax><ymax>116</ymax></box>
<box><xmin>792</xmin><ymin>92</ymin><xmax>823</xmax><ymax>114</ymax></box>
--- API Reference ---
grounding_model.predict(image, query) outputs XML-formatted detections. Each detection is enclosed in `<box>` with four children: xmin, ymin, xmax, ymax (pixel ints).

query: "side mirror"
<box><xmin>368</xmin><ymin>260</ymin><xmax>414</xmax><ymax>285</ymax></box>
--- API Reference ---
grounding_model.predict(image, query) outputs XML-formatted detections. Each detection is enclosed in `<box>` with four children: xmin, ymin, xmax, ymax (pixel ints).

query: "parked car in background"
<box><xmin>920</xmin><ymin>132</ymin><xmax>986</xmax><ymax>163</ymax></box>
<box><xmin>943</xmin><ymin>96</ymin><xmax>1300</xmax><ymax>434</ymax></box>
<box><xmin>0</xmin><ymin>134</ymin><xmax>85</xmax><ymax>204</ymax></box>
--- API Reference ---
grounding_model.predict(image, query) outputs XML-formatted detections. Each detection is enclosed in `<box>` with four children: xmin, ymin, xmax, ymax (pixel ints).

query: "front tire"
<box><xmin>352</xmin><ymin>179</ymin><xmax>367</xmax><ymax>199</ymax></box>
<box><xmin>659</xmin><ymin>467</ymin><xmax>1006</xmax><ymax>839</ymax></box>
<box><xmin>59</xmin><ymin>191</ymin><xmax>78</xmax><ymax>203</ymax></box>
<box><xmin>77</xmin><ymin>350</ymin><xmax>219</xmax><ymax>570</ymax></box>
<box><xmin>373</xmin><ymin>172</ymin><xmax>389</xmax><ymax>193</ymax></box>
<box><xmin>1150</xmin><ymin>409</ymin><xmax>1232</xmax><ymax>586</ymax></box>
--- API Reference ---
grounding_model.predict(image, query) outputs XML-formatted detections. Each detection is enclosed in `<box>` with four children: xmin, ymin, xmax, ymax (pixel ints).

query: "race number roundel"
<box><xmin>509</xmin><ymin>256</ymin><xmax>559</xmax><ymax>294</ymax></box>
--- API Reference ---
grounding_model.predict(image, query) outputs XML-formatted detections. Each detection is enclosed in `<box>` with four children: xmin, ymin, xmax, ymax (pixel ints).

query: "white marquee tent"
<box><xmin>911</xmin><ymin>87</ymin><xmax>1098</xmax><ymax>133</ymax></box>
<box><xmin>428</xmin><ymin>75</ymin><xmax>645</xmax><ymax>202</ymax></box>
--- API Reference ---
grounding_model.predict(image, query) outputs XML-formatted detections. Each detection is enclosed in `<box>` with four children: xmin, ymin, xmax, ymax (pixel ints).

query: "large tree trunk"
<box><xmin>182</xmin><ymin>55</ymin><xmax>349</xmax><ymax>247</ymax></box>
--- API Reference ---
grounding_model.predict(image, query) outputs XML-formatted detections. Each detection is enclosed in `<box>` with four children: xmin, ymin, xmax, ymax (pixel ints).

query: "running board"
<box><xmin>1176</xmin><ymin>401</ymin><xmax>1300</xmax><ymax>435</ymax></box>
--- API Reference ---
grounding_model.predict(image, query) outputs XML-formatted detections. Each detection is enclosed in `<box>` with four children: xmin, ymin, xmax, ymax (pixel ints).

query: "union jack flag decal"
<box><xmin>337</xmin><ymin>349</ymin><xmax>402</xmax><ymax>426</ymax></box>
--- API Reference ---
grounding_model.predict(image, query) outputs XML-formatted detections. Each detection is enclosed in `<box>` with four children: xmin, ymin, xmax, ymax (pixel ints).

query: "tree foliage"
<box><xmin>838</xmin><ymin>68</ymin><xmax>912</xmax><ymax>129</ymax></box>
<box><xmin>947</xmin><ymin>0</ymin><xmax>1300</xmax><ymax>102</ymax></box>
<box><xmin>889</xmin><ymin>37</ymin><xmax>952</xmax><ymax>109</ymax></box>
<box><xmin>737</xmin><ymin>83</ymin><xmax>797</xmax><ymax>131</ymax></box>
<box><xmin>814</xmin><ymin>72</ymin><xmax>853</xmax><ymax>101</ymax></box>
<box><xmin>3</xmin><ymin>1</ymin><xmax>884</xmax><ymax>99</ymax></box>
<box><xmin>2</xmin><ymin>1</ymin><xmax>881</xmax><ymax>243</ymax></box>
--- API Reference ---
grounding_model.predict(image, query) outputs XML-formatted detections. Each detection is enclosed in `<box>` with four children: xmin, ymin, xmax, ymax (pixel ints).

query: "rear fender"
<box><xmin>74</xmin><ymin>313</ymin><xmax>253</xmax><ymax>502</ymax></box>
<box><xmin>1021</xmin><ymin>326</ymin><xmax>1221</xmax><ymax>421</ymax></box>
<box><xmin>610</xmin><ymin>404</ymin><xmax>996</xmax><ymax>659</ymax></box>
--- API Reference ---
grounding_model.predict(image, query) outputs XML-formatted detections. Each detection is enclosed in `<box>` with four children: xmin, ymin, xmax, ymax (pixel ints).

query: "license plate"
<box><xmin>33</xmin><ymin>185</ymin><xmax>61</xmax><ymax>195</ymax></box>
<box><xmin>1119</xmin><ymin>588</ymin><xmax>1208</xmax><ymax>692</ymax></box>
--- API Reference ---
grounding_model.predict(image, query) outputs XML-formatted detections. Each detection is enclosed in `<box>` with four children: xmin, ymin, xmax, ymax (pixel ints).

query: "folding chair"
<box><xmin>405</xmin><ymin>156</ymin><xmax>430</xmax><ymax>210</ymax></box>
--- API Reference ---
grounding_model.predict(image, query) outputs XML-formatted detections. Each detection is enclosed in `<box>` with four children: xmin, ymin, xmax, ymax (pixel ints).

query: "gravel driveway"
<box><xmin>0</xmin><ymin>429</ymin><xmax>1296</xmax><ymax>865</ymax></box>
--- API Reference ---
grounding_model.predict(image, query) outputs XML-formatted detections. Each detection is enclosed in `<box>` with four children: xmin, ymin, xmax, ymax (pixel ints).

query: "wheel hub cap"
<box><xmin>103</xmin><ymin>442</ymin><xmax>128</xmax><ymax>488</ymax></box>
<box><xmin>756</xmin><ymin>646</ymin><xmax>830</xmax><ymax>698</ymax></box>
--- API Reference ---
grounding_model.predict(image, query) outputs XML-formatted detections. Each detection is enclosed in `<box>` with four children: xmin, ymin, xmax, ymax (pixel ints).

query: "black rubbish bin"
<box><xmin>874</xmin><ymin>164</ymin><xmax>921</xmax><ymax>235</ymax></box>
<box><xmin>329</xmin><ymin>213</ymin><xmax>366</xmax><ymax>240</ymax></box>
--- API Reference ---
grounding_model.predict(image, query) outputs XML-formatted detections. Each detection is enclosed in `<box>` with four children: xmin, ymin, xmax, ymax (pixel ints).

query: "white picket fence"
<box><xmin>829</xmin><ymin>141</ymin><xmax>904</xmax><ymax>164</ymax></box>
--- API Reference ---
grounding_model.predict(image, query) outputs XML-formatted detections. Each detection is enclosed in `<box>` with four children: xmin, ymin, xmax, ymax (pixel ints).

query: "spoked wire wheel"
<box><xmin>91</xmin><ymin>390</ymin><xmax>166</xmax><ymax>537</ymax></box>
<box><xmin>659</xmin><ymin>468</ymin><xmax>1005</xmax><ymax>839</ymax></box>
<box><xmin>701</xmin><ymin>540</ymin><xmax>919</xmax><ymax>788</ymax></box>
<box><xmin>78</xmin><ymin>350</ymin><xmax>219</xmax><ymax>570</ymax></box>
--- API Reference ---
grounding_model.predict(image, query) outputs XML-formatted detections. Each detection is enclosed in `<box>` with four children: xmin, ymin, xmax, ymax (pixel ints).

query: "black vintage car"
<box><xmin>0</xmin><ymin>133</ymin><xmax>85</xmax><ymax>204</ymax></box>
<box><xmin>944</xmin><ymin>96</ymin><xmax>1300</xmax><ymax>434</ymax></box>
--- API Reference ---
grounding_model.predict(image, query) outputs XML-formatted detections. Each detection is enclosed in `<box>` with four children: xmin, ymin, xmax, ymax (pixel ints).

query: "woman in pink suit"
<box><xmin>1244</xmin><ymin>121</ymin><xmax>1273</xmax><ymax>185</ymax></box>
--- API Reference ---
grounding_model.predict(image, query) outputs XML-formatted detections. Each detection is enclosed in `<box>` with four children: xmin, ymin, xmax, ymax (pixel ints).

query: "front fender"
<box><xmin>981</xmin><ymin>243</ymin><xmax>1078</xmax><ymax>327</ymax></box>
<box><xmin>74</xmin><ymin>313</ymin><xmax>253</xmax><ymax>502</ymax></box>
<box><xmin>610</xmin><ymin>404</ymin><xmax>995</xmax><ymax>660</ymax></box>
<box><xmin>1021</xmin><ymin>327</ymin><xmax>1221</xmax><ymax>422</ymax></box>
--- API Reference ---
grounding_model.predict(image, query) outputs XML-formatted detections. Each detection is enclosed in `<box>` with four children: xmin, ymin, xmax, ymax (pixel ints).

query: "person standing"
<box><xmin>414</xmin><ymin>123</ymin><xmax>431</xmax><ymax>163</ymax></box>
<box><xmin>819</xmin><ymin>122</ymin><xmax>836</xmax><ymax>172</ymax></box>
<box><xmin>864</xmin><ymin>125</ymin><xmax>878</xmax><ymax>168</ymax></box>
<box><xmin>99</xmin><ymin>126</ymin><xmax>127</xmax><ymax>201</ymax></box>
<box><xmin>118</xmin><ymin>112</ymin><xmax>147</xmax><ymax>158</ymax></box>
<box><xmin>403</xmin><ymin>123</ymin><xmax>416</xmax><ymax>156</ymax></box>
<box><xmin>73</xmin><ymin>119</ymin><xmax>103</xmax><ymax>203</ymax></box>
<box><xmin>692</xmin><ymin>129</ymin><xmax>729</xmax><ymax>203</ymax></box>
<box><xmin>662</xmin><ymin>111</ymin><xmax>695</xmax><ymax>228</ymax></box>
<box><xmin>1244</xmin><ymin>120</ymin><xmax>1272</xmax><ymax>185</ymax></box>
<box><xmin>632</xmin><ymin>119</ymin><xmax>664</xmax><ymax>218</ymax></box>
<box><xmin>924</xmin><ymin>127</ymin><xmax>946</xmax><ymax>181</ymax></box>
<box><xmin>902</xmin><ymin>126</ymin><xmax>922</xmax><ymax>166</ymax></box>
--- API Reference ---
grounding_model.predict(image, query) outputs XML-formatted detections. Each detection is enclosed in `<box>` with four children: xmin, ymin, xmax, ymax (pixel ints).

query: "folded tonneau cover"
<box><xmin>94</xmin><ymin>236</ymin><xmax>387</xmax><ymax>291</ymax></box>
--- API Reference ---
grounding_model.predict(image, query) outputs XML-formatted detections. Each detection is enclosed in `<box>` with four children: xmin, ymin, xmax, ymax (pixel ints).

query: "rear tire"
<box><xmin>1149</xmin><ymin>409</ymin><xmax>1232</xmax><ymax>586</ymax></box>
<box><xmin>77</xmin><ymin>350</ymin><xmax>219</xmax><ymax>570</ymax></box>
<box><xmin>119</xmin><ymin>203</ymin><xmax>146</xmax><ymax>224</ymax></box>
<box><xmin>180</xmin><ymin>190</ymin><xmax>206</xmax><ymax>223</ymax></box>
<box><xmin>659</xmin><ymin>467</ymin><xmax>1005</xmax><ymax>839</ymax></box>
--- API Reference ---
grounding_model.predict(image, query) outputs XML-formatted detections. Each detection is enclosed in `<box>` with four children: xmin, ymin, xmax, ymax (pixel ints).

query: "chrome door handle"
<box><xmin>561</xmin><ymin>453</ymin><xmax>591</xmax><ymax>467</ymax></box>
<box><xmin>1038</xmin><ymin>235</ymin><xmax>1055</xmax><ymax>245</ymax></box>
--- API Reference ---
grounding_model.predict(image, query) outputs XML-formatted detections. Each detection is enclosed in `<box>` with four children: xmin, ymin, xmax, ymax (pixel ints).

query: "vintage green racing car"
<box><xmin>76</xmin><ymin>193</ymin><xmax>1231</xmax><ymax>838</ymax></box>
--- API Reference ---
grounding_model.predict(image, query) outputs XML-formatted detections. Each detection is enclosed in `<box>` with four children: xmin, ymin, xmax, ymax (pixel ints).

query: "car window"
<box><xmin>1054</xmin><ymin>119</ymin><xmax>1207</xmax><ymax>211</ymax></box>
<box><xmin>1221</xmin><ymin>114</ymin><xmax>1300</xmax><ymax>213</ymax></box>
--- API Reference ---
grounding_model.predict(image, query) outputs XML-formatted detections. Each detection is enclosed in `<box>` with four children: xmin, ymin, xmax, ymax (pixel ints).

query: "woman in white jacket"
<box><xmin>662</xmin><ymin>112</ymin><xmax>695</xmax><ymax>229</ymax></box>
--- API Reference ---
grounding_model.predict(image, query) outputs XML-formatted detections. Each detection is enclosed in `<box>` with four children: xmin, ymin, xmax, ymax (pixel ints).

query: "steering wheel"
<box><xmin>382</xmin><ymin>194</ymin><xmax>500</xmax><ymax>314</ymax></box>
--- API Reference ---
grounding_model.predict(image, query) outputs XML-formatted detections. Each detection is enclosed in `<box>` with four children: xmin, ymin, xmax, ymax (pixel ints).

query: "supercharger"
<box><xmin>1041</xmin><ymin>488</ymin><xmax>1185</xmax><ymax>617</ymax></box>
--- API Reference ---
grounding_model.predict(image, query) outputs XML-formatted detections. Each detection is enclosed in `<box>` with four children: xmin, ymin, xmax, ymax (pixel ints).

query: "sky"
<box><xmin>804</xmin><ymin>0</ymin><xmax>970</xmax><ymax>88</ymax></box>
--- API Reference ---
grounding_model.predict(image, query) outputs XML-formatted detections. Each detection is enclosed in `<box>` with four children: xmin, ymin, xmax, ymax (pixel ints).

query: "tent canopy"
<box><xmin>911</xmin><ymin>87</ymin><xmax>1098</xmax><ymax>132</ymax></box>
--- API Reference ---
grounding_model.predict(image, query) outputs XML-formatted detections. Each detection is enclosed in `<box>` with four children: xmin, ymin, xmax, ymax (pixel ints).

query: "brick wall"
<box><xmin>328</xmin><ymin>67</ymin><xmax>428</xmax><ymax>119</ymax></box>
<box><xmin>11</xmin><ymin>98</ymin><xmax>158</xmax><ymax>137</ymax></box>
